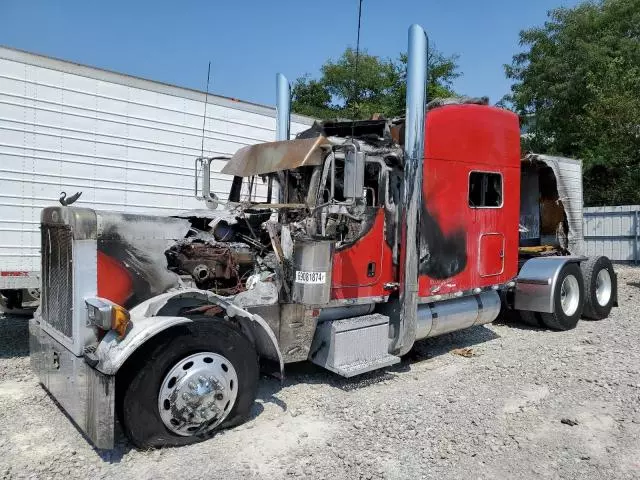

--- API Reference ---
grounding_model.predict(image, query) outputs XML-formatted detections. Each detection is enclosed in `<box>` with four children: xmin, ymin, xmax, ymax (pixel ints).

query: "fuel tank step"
<box><xmin>309</xmin><ymin>313</ymin><xmax>400</xmax><ymax>377</ymax></box>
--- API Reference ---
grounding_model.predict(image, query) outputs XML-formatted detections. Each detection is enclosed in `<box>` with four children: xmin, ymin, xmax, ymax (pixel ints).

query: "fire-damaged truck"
<box><xmin>29</xmin><ymin>25</ymin><xmax>617</xmax><ymax>449</ymax></box>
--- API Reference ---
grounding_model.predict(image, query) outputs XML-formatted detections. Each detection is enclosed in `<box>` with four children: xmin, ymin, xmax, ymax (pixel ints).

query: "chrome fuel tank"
<box><xmin>416</xmin><ymin>290</ymin><xmax>501</xmax><ymax>340</ymax></box>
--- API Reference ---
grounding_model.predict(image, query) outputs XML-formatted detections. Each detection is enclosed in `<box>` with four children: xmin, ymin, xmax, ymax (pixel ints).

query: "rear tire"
<box><xmin>540</xmin><ymin>263</ymin><xmax>584</xmax><ymax>331</ymax></box>
<box><xmin>117</xmin><ymin>320</ymin><xmax>259</xmax><ymax>448</ymax></box>
<box><xmin>581</xmin><ymin>256</ymin><xmax>616</xmax><ymax>320</ymax></box>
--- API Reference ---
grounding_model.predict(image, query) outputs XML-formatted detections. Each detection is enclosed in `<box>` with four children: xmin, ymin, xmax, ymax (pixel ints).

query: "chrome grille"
<box><xmin>41</xmin><ymin>224</ymin><xmax>74</xmax><ymax>339</ymax></box>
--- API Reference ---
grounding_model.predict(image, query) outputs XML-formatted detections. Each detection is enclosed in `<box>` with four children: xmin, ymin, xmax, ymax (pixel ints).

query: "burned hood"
<box><xmin>221</xmin><ymin>136</ymin><xmax>331</xmax><ymax>177</ymax></box>
<box><xmin>96</xmin><ymin>212</ymin><xmax>191</xmax><ymax>309</ymax></box>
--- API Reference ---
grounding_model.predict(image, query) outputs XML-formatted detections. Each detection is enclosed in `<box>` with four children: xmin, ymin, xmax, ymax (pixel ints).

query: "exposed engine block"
<box><xmin>166</xmin><ymin>239</ymin><xmax>254</xmax><ymax>295</ymax></box>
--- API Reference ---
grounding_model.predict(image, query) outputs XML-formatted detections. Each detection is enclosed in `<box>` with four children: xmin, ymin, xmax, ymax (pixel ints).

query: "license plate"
<box><xmin>295</xmin><ymin>271</ymin><xmax>326</xmax><ymax>284</ymax></box>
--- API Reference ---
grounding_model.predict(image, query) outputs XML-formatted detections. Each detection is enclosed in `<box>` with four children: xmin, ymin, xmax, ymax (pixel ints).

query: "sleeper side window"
<box><xmin>468</xmin><ymin>171</ymin><xmax>503</xmax><ymax>208</ymax></box>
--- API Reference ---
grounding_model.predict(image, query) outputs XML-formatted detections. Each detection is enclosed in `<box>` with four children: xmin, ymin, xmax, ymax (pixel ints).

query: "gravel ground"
<box><xmin>1</xmin><ymin>265</ymin><xmax>639</xmax><ymax>480</ymax></box>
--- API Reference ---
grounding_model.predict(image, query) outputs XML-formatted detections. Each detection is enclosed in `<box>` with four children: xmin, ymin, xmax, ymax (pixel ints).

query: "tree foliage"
<box><xmin>291</xmin><ymin>47</ymin><xmax>461</xmax><ymax>120</ymax></box>
<box><xmin>504</xmin><ymin>0</ymin><xmax>640</xmax><ymax>206</ymax></box>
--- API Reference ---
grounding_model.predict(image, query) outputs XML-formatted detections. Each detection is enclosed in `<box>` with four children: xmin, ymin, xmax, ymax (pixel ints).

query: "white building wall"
<box><xmin>0</xmin><ymin>47</ymin><xmax>315</xmax><ymax>286</ymax></box>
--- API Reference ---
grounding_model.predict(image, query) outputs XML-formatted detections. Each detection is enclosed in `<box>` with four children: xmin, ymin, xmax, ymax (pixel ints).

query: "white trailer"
<box><xmin>0</xmin><ymin>46</ymin><xmax>314</xmax><ymax>312</ymax></box>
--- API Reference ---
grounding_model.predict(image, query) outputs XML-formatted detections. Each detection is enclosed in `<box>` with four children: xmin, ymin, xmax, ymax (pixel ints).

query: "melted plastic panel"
<box><xmin>221</xmin><ymin>137</ymin><xmax>329</xmax><ymax>177</ymax></box>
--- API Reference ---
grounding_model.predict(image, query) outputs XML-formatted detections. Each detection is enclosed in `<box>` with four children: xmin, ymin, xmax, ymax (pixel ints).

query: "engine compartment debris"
<box><xmin>162</xmin><ymin>117</ymin><xmax>407</xmax><ymax>299</ymax></box>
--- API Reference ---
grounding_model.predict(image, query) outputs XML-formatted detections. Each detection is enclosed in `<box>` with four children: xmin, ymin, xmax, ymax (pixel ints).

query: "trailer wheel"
<box><xmin>539</xmin><ymin>263</ymin><xmax>584</xmax><ymax>331</ymax></box>
<box><xmin>0</xmin><ymin>289</ymin><xmax>38</xmax><ymax>316</ymax></box>
<box><xmin>118</xmin><ymin>320</ymin><xmax>259</xmax><ymax>448</ymax></box>
<box><xmin>581</xmin><ymin>256</ymin><xmax>616</xmax><ymax>320</ymax></box>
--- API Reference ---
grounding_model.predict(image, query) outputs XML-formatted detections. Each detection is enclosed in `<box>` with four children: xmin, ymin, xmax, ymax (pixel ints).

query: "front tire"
<box><xmin>581</xmin><ymin>256</ymin><xmax>616</xmax><ymax>320</ymax></box>
<box><xmin>117</xmin><ymin>320</ymin><xmax>259</xmax><ymax>448</ymax></box>
<box><xmin>540</xmin><ymin>263</ymin><xmax>584</xmax><ymax>331</ymax></box>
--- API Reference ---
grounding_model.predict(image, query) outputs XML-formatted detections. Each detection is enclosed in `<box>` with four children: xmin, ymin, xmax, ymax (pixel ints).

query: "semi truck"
<box><xmin>29</xmin><ymin>24</ymin><xmax>617</xmax><ymax>450</ymax></box>
<box><xmin>0</xmin><ymin>45</ymin><xmax>313</xmax><ymax>314</ymax></box>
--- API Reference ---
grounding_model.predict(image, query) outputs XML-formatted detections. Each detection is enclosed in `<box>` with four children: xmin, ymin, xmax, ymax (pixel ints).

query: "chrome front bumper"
<box><xmin>29</xmin><ymin>316</ymin><xmax>115</xmax><ymax>449</ymax></box>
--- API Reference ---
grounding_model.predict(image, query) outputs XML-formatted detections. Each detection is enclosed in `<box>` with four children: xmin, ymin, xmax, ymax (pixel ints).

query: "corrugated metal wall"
<box><xmin>583</xmin><ymin>205</ymin><xmax>640</xmax><ymax>264</ymax></box>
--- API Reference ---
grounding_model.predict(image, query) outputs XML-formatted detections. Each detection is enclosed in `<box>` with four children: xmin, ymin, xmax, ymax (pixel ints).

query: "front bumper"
<box><xmin>29</xmin><ymin>316</ymin><xmax>115</xmax><ymax>449</ymax></box>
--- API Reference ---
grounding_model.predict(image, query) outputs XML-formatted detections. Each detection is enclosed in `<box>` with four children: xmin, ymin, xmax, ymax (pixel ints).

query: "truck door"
<box><xmin>469</xmin><ymin>171</ymin><xmax>505</xmax><ymax>277</ymax></box>
<box><xmin>330</xmin><ymin>166</ymin><xmax>395</xmax><ymax>300</ymax></box>
<box><xmin>331</xmin><ymin>206</ymin><xmax>385</xmax><ymax>289</ymax></box>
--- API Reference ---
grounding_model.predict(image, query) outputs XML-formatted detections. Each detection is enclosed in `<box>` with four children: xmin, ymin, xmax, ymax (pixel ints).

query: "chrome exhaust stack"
<box><xmin>396</xmin><ymin>24</ymin><xmax>428</xmax><ymax>355</ymax></box>
<box><xmin>276</xmin><ymin>73</ymin><xmax>291</xmax><ymax>141</ymax></box>
<box><xmin>273</xmin><ymin>73</ymin><xmax>291</xmax><ymax>203</ymax></box>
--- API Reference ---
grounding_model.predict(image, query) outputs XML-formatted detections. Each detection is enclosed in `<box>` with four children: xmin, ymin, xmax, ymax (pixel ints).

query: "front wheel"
<box><xmin>117</xmin><ymin>320</ymin><xmax>259</xmax><ymax>448</ymax></box>
<box><xmin>540</xmin><ymin>263</ymin><xmax>584</xmax><ymax>331</ymax></box>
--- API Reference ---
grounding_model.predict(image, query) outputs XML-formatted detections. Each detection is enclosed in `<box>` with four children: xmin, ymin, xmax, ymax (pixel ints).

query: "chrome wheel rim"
<box><xmin>595</xmin><ymin>269</ymin><xmax>612</xmax><ymax>307</ymax></box>
<box><xmin>158</xmin><ymin>352</ymin><xmax>238</xmax><ymax>436</ymax></box>
<box><xmin>560</xmin><ymin>275</ymin><xmax>580</xmax><ymax>316</ymax></box>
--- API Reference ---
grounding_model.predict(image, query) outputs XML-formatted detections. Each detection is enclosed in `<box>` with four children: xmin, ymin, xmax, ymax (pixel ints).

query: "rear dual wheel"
<box><xmin>539</xmin><ymin>263</ymin><xmax>584</xmax><ymax>331</ymax></box>
<box><xmin>581</xmin><ymin>256</ymin><xmax>616</xmax><ymax>320</ymax></box>
<box><xmin>519</xmin><ymin>257</ymin><xmax>616</xmax><ymax>331</ymax></box>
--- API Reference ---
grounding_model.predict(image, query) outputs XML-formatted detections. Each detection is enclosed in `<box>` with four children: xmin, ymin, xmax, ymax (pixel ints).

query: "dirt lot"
<box><xmin>1</xmin><ymin>265</ymin><xmax>639</xmax><ymax>480</ymax></box>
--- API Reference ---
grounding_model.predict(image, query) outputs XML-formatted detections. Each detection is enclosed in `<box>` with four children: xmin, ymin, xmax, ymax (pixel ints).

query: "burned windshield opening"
<box><xmin>228</xmin><ymin>175</ymin><xmax>272</xmax><ymax>204</ymax></box>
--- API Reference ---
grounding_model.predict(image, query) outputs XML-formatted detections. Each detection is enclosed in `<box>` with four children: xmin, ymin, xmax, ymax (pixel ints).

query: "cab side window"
<box><xmin>469</xmin><ymin>172</ymin><xmax>502</xmax><ymax>208</ymax></box>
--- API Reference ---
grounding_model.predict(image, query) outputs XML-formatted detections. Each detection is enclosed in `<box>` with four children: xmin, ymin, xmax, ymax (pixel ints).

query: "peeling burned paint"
<box><xmin>419</xmin><ymin>205</ymin><xmax>467</xmax><ymax>279</ymax></box>
<box><xmin>334</xmin><ymin>206</ymin><xmax>379</xmax><ymax>251</ymax></box>
<box><xmin>96</xmin><ymin>213</ymin><xmax>189</xmax><ymax>309</ymax></box>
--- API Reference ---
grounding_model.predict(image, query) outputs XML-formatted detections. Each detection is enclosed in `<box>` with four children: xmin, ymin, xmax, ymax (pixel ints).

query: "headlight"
<box><xmin>85</xmin><ymin>297</ymin><xmax>131</xmax><ymax>338</ymax></box>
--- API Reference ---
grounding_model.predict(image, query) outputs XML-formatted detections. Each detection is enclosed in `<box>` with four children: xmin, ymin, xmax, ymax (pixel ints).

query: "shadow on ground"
<box><xmin>40</xmin><ymin>387</ymin><xmax>136</xmax><ymax>463</ymax></box>
<box><xmin>492</xmin><ymin>308</ymin><xmax>547</xmax><ymax>331</ymax></box>
<box><xmin>10</xmin><ymin>312</ymin><xmax>509</xmax><ymax>458</ymax></box>
<box><xmin>255</xmin><ymin>323</ymin><xmax>502</xmax><ymax>416</ymax></box>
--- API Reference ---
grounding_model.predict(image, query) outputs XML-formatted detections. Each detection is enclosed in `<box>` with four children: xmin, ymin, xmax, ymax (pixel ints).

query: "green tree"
<box><xmin>292</xmin><ymin>47</ymin><xmax>461</xmax><ymax>120</ymax></box>
<box><xmin>504</xmin><ymin>0</ymin><xmax>640</xmax><ymax>206</ymax></box>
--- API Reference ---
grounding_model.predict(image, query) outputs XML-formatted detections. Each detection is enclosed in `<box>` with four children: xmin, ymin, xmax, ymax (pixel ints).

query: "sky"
<box><xmin>0</xmin><ymin>0</ymin><xmax>584</xmax><ymax>109</ymax></box>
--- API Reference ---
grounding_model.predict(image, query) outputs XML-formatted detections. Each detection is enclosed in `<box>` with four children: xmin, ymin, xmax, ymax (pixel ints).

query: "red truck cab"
<box><xmin>419</xmin><ymin>104</ymin><xmax>521</xmax><ymax>297</ymax></box>
<box><xmin>330</xmin><ymin>104</ymin><xmax>521</xmax><ymax>302</ymax></box>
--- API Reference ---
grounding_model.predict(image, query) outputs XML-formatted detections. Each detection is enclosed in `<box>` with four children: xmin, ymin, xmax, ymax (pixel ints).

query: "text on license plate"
<box><xmin>295</xmin><ymin>271</ymin><xmax>326</xmax><ymax>284</ymax></box>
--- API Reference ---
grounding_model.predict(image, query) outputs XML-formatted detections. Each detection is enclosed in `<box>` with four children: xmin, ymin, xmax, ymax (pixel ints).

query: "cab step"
<box><xmin>309</xmin><ymin>313</ymin><xmax>400</xmax><ymax>377</ymax></box>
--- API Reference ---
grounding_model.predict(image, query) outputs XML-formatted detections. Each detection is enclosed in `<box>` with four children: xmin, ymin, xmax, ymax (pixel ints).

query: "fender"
<box><xmin>514</xmin><ymin>255</ymin><xmax>587</xmax><ymax>313</ymax></box>
<box><xmin>93</xmin><ymin>289</ymin><xmax>284</xmax><ymax>377</ymax></box>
